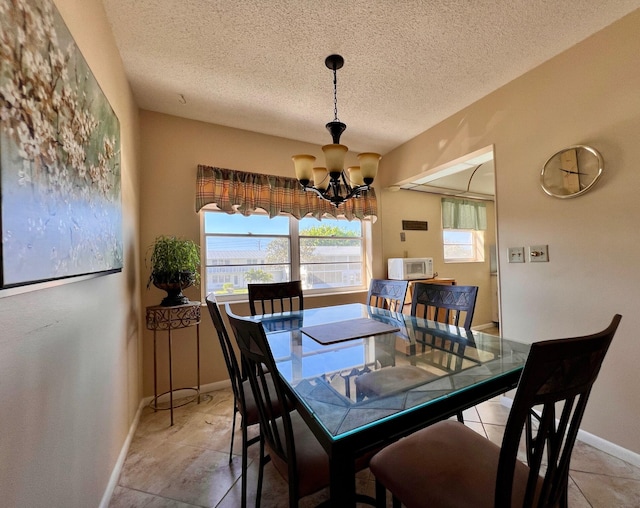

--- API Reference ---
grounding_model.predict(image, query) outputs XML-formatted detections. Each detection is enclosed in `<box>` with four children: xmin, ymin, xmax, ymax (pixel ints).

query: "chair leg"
<box><xmin>241</xmin><ymin>420</ymin><xmax>248</xmax><ymax>508</ymax></box>
<box><xmin>375</xmin><ymin>479</ymin><xmax>387</xmax><ymax>508</ymax></box>
<box><xmin>229</xmin><ymin>404</ymin><xmax>238</xmax><ymax>463</ymax></box>
<box><xmin>392</xmin><ymin>494</ymin><xmax>401</xmax><ymax>508</ymax></box>
<box><xmin>256</xmin><ymin>435</ymin><xmax>265</xmax><ymax>508</ymax></box>
<box><xmin>456</xmin><ymin>410</ymin><xmax>464</xmax><ymax>423</ymax></box>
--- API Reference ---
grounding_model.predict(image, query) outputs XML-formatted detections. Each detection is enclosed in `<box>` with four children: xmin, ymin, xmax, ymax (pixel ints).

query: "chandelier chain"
<box><xmin>333</xmin><ymin>67</ymin><xmax>339</xmax><ymax>122</ymax></box>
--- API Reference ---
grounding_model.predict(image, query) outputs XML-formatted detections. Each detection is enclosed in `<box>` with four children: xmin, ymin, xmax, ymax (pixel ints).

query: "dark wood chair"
<box><xmin>410</xmin><ymin>283</ymin><xmax>478</xmax><ymax>422</ymax></box>
<box><xmin>205</xmin><ymin>294</ymin><xmax>283</xmax><ymax>508</ymax></box>
<box><xmin>248</xmin><ymin>280</ymin><xmax>304</xmax><ymax>315</ymax></box>
<box><xmin>370</xmin><ymin>314</ymin><xmax>622</xmax><ymax>508</ymax></box>
<box><xmin>367</xmin><ymin>279</ymin><xmax>409</xmax><ymax>313</ymax></box>
<box><xmin>225</xmin><ymin>306</ymin><xmax>375</xmax><ymax>508</ymax></box>
<box><xmin>410</xmin><ymin>282</ymin><xmax>478</xmax><ymax>328</ymax></box>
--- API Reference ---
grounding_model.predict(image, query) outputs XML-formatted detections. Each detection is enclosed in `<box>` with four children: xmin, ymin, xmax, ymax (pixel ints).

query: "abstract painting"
<box><xmin>0</xmin><ymin>0</ymin><xmax>122</xmax><ymax>288</ymax></box>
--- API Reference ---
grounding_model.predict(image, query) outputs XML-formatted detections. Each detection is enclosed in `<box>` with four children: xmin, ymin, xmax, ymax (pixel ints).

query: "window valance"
<box><xmin>441</xmin><ymin>197</ymin><xmax>487</xmax><ymax>230</ymax></box>
<box><xmin>195</xmin><ymin>165</ymin><xmax>377</xmax><ymax>221</ymax></box>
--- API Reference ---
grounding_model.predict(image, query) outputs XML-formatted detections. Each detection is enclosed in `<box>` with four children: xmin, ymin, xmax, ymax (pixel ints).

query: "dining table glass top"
<box><xmin>252</xmin><ymin>303</ymin><xmax>530</xmax><ymax>441</ymax></box>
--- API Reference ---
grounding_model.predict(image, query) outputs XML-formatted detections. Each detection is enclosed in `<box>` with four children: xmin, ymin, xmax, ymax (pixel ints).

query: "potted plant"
<box><xmin>147</xmin><ymin>235</ymin><xmax>201</xmax><ymax>306</ymax></box>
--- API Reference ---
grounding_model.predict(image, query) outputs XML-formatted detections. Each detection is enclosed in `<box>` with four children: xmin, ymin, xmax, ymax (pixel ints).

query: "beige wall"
<box><xmin>378</xmin><ymin>188</ymin><xmax>496</xmax><ymax>326</ymax></box>
<box><xmin>0</xmin><ymin>0</ymin><xmax>141</xmax><ymax>506</ymax></box>
<box><xmin>380</xmin><ymin>9</ymin><xmax>640</xmax><ymax>455</ymax></box>
<box><xmin>139</xmin><ymin>112</ymin><xmax>375</xmax><ymax>395</ymax></box>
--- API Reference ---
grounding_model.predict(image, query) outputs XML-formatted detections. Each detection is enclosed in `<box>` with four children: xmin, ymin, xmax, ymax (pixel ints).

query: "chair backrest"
<box><xmin>225</xmin><ymin>306</ymin><xmax>301</xmax><ymax>496</ymax></box>
<box><xmin>248</xmin><ymin>280</ymin><xmax>304</xmax><ymax>315</ymax></box>
<box><xmin>495</xmin><ymin>314</ymin><xmax>621</xmax><ymax>508</ymax></box>
<box><xmin>205</xmin><ymin>294</ymin><xmax>246</xmax><ymax>413</ymax></box>
<box><xmin>410</xmin><ymin>283</ymin><xmax>478</xmax><ymax>328</ymax></box>
<box><xmin>367</xmin><ymin>279</ymin><xmax>409</xmax><ymax>313</ymax></box>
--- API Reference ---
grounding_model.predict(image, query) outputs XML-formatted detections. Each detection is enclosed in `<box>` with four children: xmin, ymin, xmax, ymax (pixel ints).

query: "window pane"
<box><xmin>204</xmin><ymin>213</ymin><xmax>289</xmax><ymax>235</ymax></box>
<box><xmin>444</xmin><ymin>244</ymin><xmax>474</xmax><ymax>259</ymax></box>
<box><xmin>206</xmin><ymin>236</ymin><xmax>289</xmax><ymax>264</ymax></box>
<box><xmin>299</xmin><ymin>217</ymin><xmax>363</xmax><ymax>289</ymax></box>
<box><xmin>443</xmin><ymin>229</ymin><xmax>484</xmax><ymax>263</ymax></box>
<box><xmin>299</xmin><ymin>217</ymin><xmax>362</xmax><ymax>235</ymax></box>
<box><xmin>299</xmin><ymin>238</ymin><xmax>362</xmax><ymax>264</ymax></box>
<box><xmin>205</xmin><ymin>264</ymin><xmax>291</xmax><ymax>295</ymax></box>
<box><xmin>301</xmin><ymin>262</ymin><xmax>362</xmax><ymax>289</ymax></box>
<box><xmin>443</xmin><ymin>230</ymin><xmax>473</xmax><ymax>245</ymax></box>
<box><xmin>203</xmin><ymin>210</ymin><xmax>367</xmax><ymax>296</ymax></box>
<box><xmin>204</xmin><ymin>211</ymin><xmax>291</xmax><ymax>295</ymax></box>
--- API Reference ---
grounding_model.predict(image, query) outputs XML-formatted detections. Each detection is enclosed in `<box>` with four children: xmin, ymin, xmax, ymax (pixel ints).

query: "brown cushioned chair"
<box><xmin>226</xmin><ymin>306</ymin><xmax>374</xmax><ymax>508</ymax></box>
<box><xmin>248</xmin><ymin>280</ymin><xmax>304</xmax><ymax>315</ymax></box>
<box><xmin>370</xmin><ymin>314</ymin><xmax>621</xmax><ymax>508</ymax></box>
<box><xmin>205</xmin><ymin>294</ymin><xmax>283</xmax><ymax>508</ymax></box>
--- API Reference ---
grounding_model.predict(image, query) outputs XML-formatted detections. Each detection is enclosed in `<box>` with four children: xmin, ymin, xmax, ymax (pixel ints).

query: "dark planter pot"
<box><xmin>152</xmin><ymin>271</ymin><xmax>195</xmax><ymax>306</ymax></box>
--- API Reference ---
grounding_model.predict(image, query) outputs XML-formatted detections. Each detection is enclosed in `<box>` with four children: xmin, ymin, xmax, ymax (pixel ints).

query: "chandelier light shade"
<box><xmin>292</xmin><ymin>54</ymin><xmax>381</xmax><ymax>206</ymax></box>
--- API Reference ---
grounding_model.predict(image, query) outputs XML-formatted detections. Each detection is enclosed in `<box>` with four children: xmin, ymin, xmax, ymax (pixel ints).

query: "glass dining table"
<box><xmin>249</xmin><ymin>303</ymin><xmax>530</xmax><ymax>507</ymax></box>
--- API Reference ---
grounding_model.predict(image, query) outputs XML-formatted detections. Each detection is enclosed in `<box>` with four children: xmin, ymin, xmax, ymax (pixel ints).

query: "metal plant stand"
<box><xmin>146</xmin><ymin>301</ymin><xmax>201</xmax><ymax>426</ymax></box>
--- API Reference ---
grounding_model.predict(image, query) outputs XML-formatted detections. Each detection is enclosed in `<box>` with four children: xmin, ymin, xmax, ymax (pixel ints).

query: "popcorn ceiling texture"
<box><xmin>102</xmin><ymin>0</ymin><xmax>640</xmax><ymax>154</ymax></box>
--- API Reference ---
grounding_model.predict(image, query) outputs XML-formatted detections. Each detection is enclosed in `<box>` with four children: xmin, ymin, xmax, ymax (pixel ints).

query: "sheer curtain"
<box><xmin>441</xmin><ymin>197</ymin><xmax>487</xmax><ymax>230</ymax></box>
<box><xmin>195</xmin><ymin>165</ymin><xmax>377</xmax><ymax>221</ymax></box>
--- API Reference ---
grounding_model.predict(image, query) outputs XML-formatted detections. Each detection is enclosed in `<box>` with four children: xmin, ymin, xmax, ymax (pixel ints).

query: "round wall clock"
<box><xmin>540</xmin><ymin>145</ymin><xmax>604</xmax><ymax>199</ymax></box>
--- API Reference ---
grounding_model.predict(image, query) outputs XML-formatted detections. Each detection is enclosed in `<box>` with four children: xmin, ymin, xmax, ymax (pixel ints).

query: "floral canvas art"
<box><xmin>0</xmin><ymin>0</ymin><xmax>122</xmax><ymax>288</ymax></box>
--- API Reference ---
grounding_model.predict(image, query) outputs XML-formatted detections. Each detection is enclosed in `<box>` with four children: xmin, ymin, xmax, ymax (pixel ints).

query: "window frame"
<box><xmin>200</xmin><ymin>207</ymin><xmax>370</xmax><ymax>301</ymax></box>
<box><xmin>442</xmin><ymin>229</ymin><xmax>485</xmax><ymax>263</ymax></box>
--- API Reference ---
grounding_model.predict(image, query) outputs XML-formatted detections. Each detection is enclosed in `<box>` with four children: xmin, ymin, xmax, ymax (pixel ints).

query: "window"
<box><xmin>202</xmin><ymin>210</ymin><xmax>367</xmax><ymax>297</ymax></box>
<box><xmin>443</xmin><ymin>229</ymin><xmax>485</xmax><ymax>263</ymax></box>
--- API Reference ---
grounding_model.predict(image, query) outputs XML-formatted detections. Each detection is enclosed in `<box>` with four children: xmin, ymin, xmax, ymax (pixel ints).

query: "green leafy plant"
<box><xmin>244</xmin><ymin>268</ymin><xmax>273</xmax><ymax>283</ymax></box>
<box><xmin>147</xmin><ymin>235</ymin><xmax>201</xmax><ymax>288</ymax></box>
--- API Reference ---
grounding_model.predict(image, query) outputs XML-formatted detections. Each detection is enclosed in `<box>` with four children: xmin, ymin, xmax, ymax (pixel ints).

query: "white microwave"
<box><xmin>388</xmin><ymin>257</ymin><xmax>434</xmax><ymax>280</ymax></box>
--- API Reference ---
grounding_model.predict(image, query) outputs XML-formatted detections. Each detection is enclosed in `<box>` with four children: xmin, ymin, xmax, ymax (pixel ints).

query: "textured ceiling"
<box><xmin>102</xmin><ymin>0</ymin><xmax>640</xmax><ymax>155</ymax></box>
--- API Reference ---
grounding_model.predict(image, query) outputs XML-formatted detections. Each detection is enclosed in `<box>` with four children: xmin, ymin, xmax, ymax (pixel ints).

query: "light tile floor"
<box><xmin>109</xmin><ymin>387</ymin><xmax>640</xmax><ymax>507</ymax></box>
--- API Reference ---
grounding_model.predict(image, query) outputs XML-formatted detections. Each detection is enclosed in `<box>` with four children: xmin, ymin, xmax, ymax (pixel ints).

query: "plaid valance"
<box><xmin>195</xmin><ymin>165</ymin><xmax>377</xmax><ymax>221</ymax></box>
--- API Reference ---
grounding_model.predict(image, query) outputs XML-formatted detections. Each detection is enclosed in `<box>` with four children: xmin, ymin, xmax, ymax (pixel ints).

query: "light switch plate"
<box><xmin>529</xmin><ymin>245</ymin><xmax>549</xmax><ymax>262</ymax></box>
<box><xmin>508</xmin><ymin>247</ymin><xmax>525</xmax><ymax>263</ymax></box>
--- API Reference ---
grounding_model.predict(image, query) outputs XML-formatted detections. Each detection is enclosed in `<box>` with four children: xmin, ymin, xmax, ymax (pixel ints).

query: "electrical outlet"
<box><xmin>400</xmin><ymin>232</ymin><xmax>406</xmax><ymax>242</ymax></box>
<box><xmin>529</xmin><ymin>245</ymin><xmax>549</xmax><ymax>262</ymax></box>
<box><xmin>508</xmin><ymin>247</ymin><xmax>525</xmax><ymax>263</ymax></box>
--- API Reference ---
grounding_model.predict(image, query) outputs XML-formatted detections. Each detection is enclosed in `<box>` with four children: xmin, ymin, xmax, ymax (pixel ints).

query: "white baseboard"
<box><xmin>98</xmin><ymin>398</ymin><xmax>146</xmax><ymax>508</ymax></box>
<box><xmin>100</xmin><ymin>380</ymin><xmax>232</xmax><ymax>507</ymax></box>
<box><xmin>499</xmin><ymin>396</ymin><xmax>640</xmax><ymax>468</ymax></box>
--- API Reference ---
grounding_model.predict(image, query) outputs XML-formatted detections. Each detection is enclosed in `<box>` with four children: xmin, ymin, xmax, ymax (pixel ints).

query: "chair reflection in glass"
<box><xmin>410</xmin><ymin>283</ymin><xmax>478</xmax><ymax>422</ymax></box>
<box><xmin>356</xmin><ymin>279</ymin><xmax>420</xmax><ymax>402</ymax></box>
<box><xmin>248</xmin><ymin>280</ymin><xmax>304</xmax><ymax>315</ymax></box>
<box><xmin>370</xmin><ymin>315</ymin><xmax>621</xmax><ymax>508</ymax></box>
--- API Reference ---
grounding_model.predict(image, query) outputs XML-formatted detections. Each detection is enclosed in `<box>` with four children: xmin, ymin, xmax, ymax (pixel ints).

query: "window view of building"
<box><xmin>203</xmin><ymin>211</ymin><xmax>365</xmax><ymax>296</ymax></box>
<box><xmin>442</xmin><ymin>229</ymin><xmax>485</xmax><ymax>263</ymax></box>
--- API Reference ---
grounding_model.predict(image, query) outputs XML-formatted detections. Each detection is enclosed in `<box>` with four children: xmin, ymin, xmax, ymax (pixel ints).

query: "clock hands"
<box><xmin>559</xmin><ymin>168</ymin><xmax>587</xmax><ymax>175</ymax></box>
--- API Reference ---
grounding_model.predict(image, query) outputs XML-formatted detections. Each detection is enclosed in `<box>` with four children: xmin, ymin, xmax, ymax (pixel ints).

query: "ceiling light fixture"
<box><xmin>292</xmin><ymin>54</ymin><xmax>381</xmax><ymax>207</ymax></box>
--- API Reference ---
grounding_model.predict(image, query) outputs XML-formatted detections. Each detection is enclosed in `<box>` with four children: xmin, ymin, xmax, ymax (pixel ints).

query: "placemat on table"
<box><xmin>301</xmin><ymin>318</ymin><xmax>400</xmax><ymax>345</ymax></box>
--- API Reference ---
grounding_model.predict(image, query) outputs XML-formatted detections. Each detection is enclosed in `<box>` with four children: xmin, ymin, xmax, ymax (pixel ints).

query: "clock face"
<box><xmin>540</xmin><ymin>145</ymin><xmax>603</xmax><ymax>198</ymax></box>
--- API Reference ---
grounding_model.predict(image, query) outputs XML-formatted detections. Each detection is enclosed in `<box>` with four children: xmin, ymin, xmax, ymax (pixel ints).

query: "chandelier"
<box><xmin>292</xmin><ymin>54</ymin><xmax>381</xmax><ymax>207</ymax></box>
